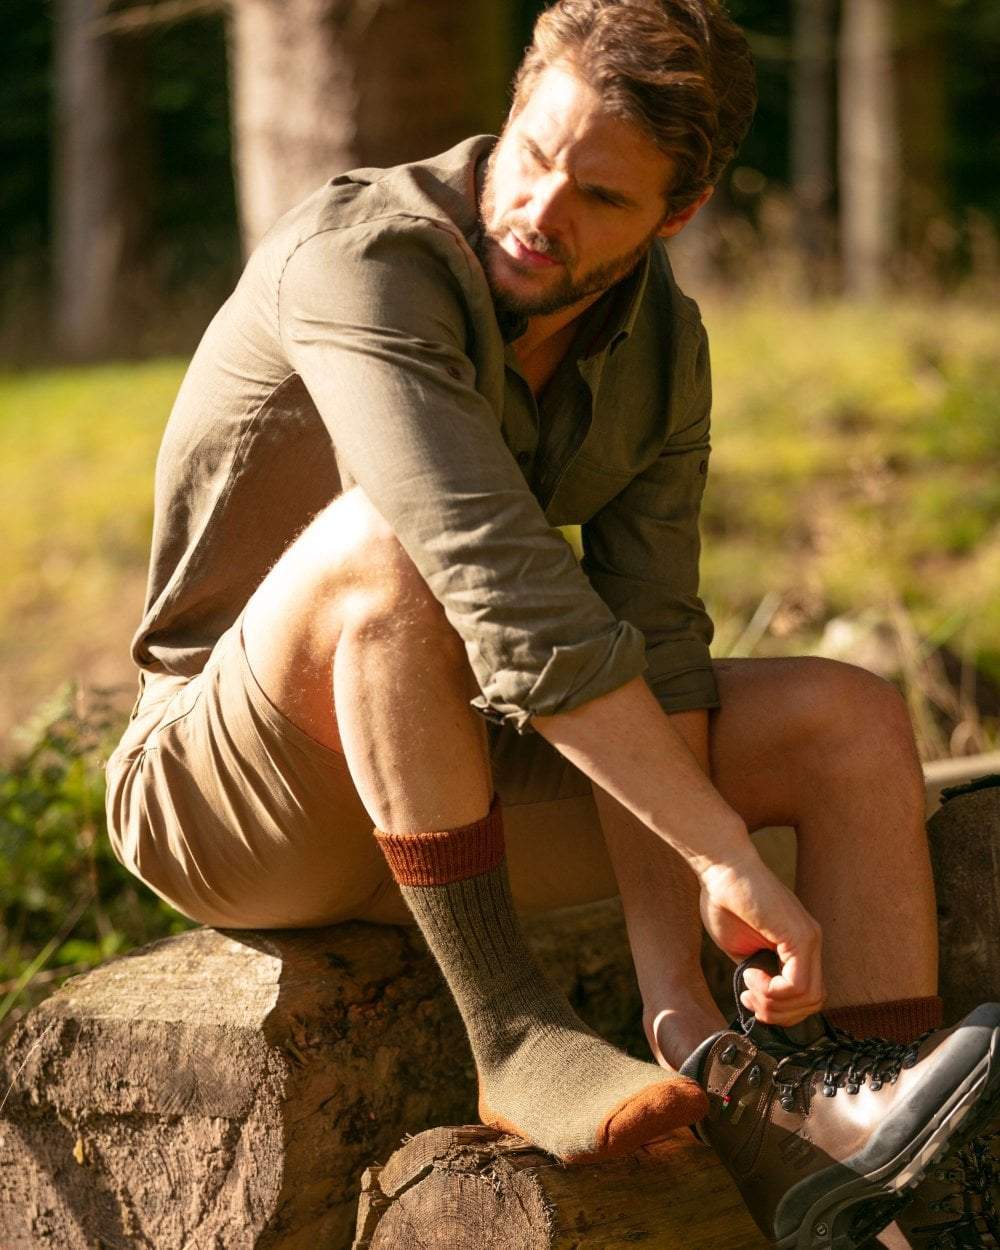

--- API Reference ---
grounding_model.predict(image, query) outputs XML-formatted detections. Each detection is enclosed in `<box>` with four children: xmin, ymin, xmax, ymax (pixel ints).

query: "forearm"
<box><xmin>533</xmin><ymin>676</ymin><xmax>755</xmax><ymax>878</ymax></box>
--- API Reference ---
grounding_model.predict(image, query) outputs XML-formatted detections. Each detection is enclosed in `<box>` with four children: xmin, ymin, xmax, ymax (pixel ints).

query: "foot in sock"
<box><xmin>374</xmin><ymin>796</ymin><xmax>708</xmax><ymax>1163</ymax></box>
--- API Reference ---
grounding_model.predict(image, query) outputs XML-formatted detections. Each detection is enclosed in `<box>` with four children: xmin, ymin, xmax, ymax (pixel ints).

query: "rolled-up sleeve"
<box><xmin>581</xmin><ymin>322</ymin><xmax>719</xmax><ymax>714</ymax></box>
<box><xmin>278</xmin><ymin>221</ymin><xmax>647</xmax><ymax>731</ymax></box>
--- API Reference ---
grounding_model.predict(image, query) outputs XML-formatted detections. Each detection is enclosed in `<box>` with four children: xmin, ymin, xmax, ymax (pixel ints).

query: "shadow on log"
<box><xmin>928</xmin><ymin>774</ymin><xmax>1000</xmax><ymax>1023</ymax></box>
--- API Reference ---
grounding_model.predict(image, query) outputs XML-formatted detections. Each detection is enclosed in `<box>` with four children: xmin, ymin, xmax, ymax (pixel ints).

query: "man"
<box><xmin>105</xmin><ymin>1</ymin><xmax>1000</xmax><ymax>1245</ymax></box>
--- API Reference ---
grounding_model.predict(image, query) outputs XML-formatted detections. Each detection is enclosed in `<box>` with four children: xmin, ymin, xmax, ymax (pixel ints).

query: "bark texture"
<box><xmin>0</xmin><ymin>902</ymin><xmax>644</xmax><ymax>1250</ymax></box>
<box><xmin>351</xmin><ymin>1125</ymin><xmax>769</xmax><ymax>1249</ymax></box>
<box><xmin>792</xmin><ymin>0</ymin><xmax>835</xmax><ymax>289</ymax></box>
<box><xmin>927</xmin><ymin>775</ymin><xmax>1000</xmax><ymax>1024</ymax></box>
<box><xmin>52</xmin><ymin>0</ymin><xmax>153</xmax><ymax>357</ymax></box>
<box><xmin>228</xmin><ymin>0</ymin><xmax>509</xmax><ymax>254</ymax></box>
<box><xmin>838</xmin><ymin>0</ymin><xmax>901</xmax><ymax>297</ymax></box>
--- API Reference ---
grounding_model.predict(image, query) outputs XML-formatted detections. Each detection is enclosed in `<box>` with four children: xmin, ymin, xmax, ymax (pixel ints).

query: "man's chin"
<box><xmin>487</xmin><ymin>263</ymin><xmax>574</xmax><ymax>318</ymax></box>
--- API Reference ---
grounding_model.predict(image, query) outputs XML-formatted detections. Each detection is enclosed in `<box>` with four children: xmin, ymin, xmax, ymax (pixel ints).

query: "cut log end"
<box><xmin>351</xmin><ymin>1125</ymin><xmax>769</xmax><ymax>1250</ymax></box>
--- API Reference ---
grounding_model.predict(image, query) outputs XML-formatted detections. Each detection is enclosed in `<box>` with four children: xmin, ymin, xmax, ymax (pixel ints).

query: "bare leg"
<box><xmin>594</xmin><ymin>712</ymin><xmax>726</xmax><ymax>1066</ymax></box>
<box><xmin>243</xmin><ymin>486</ymin><xmax>492</xmax><ymax>832</ymax></box>
<box><xmin>242</xmin><ymin>486</ymin><xmax>709</xmax><ymax>1159</ymax></box>
<box><xmin>601</xmin><ymin>657</ymin><xmax>937</xmax><ymax>1070</ymax></box>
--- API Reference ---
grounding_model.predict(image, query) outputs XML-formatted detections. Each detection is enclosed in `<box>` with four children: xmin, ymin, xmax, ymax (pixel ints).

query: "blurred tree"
<box><xmin>229</xmin><ymin>0</ymin><xmax>512</xmax><ymax>254</ymax></box>
<box><xmin>791</xmin><ymin>0</ymin><xmax>834</xmax><ymax>291</ymax></box>
<box><xmin>839</xmin><ymin>0</ymin><xmax>901</xmax><ymax>296</ymax></box>
<box><xmin>52</xmin><ymin>0</ymin><xmax>154</xmax><ymax>358</ymax></box>
<box><xmin>896</xmin><ymin>0</ymin><xmax>947</xmax><ymax>262</ymax></box>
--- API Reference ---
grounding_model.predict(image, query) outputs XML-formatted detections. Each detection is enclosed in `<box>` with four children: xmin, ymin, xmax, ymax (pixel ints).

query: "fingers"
<box><xmin>739</xmin><ymin>936</ymin><xmax>825</xmax><ymax>1026</ymax></box>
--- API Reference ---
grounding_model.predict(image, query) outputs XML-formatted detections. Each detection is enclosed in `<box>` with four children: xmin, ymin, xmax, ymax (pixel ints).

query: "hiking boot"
<box><xmin>680</xmin><ymin>955</ymin><xmax>1000</xmax><ymax>1250</ymax></box>
<box><xmin>887</xmin><ymin>1121</ymin><xmax>999</xmax><ymax>1248</ymax></box>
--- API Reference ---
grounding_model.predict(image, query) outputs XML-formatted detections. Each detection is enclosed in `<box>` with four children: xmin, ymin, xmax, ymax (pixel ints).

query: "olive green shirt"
<box><xmin>134</xmin><ymin>136</ymin><xmax>718</xmax><ymax>732</ymax></box>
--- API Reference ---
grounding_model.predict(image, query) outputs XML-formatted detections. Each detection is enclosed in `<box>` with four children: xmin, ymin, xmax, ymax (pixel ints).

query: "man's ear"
<box><xmin>657</xmin><ymin>187</ymin><xmax>714</xmax><ymax>240</ymax></box>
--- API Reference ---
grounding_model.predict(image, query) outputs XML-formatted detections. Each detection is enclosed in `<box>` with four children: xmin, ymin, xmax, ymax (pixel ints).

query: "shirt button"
<box><xmin>516</xmin><ymin>450</ymin><xmax>531</xmax><ymax>467</ymax></box>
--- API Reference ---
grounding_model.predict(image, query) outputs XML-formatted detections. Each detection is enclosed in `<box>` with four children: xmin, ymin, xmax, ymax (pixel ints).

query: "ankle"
<box><xmin>643</xmin><ymin>1000</ymin><xmax>727</xmax><ymax>1070</ymax></box>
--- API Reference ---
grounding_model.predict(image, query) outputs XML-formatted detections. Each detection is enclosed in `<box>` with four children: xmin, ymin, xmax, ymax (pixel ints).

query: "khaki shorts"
<box><xmin>105</xmin><ymin>615</ymin><xmax>619</xmax><ymax>929</ymax></box>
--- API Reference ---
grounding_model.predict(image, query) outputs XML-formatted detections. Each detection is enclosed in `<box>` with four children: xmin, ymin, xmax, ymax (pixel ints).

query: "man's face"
<box><xmin>478</xmin><ymin>63</ymin><xmax>689</xmax><ymax>320</ymax></box>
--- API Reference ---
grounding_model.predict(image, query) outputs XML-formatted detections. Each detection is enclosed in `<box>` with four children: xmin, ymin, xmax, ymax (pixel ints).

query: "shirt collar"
<box><xmin>578</xmin><ymin>247</ymin><xmax>651</xmax><ymax>360</ymax></box>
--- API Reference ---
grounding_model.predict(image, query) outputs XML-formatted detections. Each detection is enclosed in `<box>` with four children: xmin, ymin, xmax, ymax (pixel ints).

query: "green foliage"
<box><xmin>0</xmin><ymin>685</ymin><xmax>193</xmax><ymax>1038</ymax></box>
<box><xmin>700</xmin><ymin>295</ymin><xmax>1000</xmax><ymax>688</ymax></box>
<box><xmin>1</xmin><ymin>291</ymin><xmax>997</xmax><ymax>1023</ymax></box>
<box><xmin>0</xmin><ymin>359</ymin><xmax>182</xmax><ymax>737</ymax></box>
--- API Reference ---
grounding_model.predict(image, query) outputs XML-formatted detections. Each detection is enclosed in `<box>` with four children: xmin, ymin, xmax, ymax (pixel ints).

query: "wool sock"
<box><xmin>826</xmin><ymin>996</ymin><xmax>944</xmax><ymax>1045</ymax></box>
<box><xmin>374</xmin><ymin>795</ymin><xmax>708</xmax><ymax>1162</ymax></box>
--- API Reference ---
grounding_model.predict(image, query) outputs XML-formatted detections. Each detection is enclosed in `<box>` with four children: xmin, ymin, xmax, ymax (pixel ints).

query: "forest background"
<box><xmin>1</xmin><ymin>0</ymin><xmax>998</xmax><ymax>1040</ymax></box>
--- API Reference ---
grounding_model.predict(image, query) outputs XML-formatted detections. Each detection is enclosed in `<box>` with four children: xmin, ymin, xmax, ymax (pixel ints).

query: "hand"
<box><xmin>699</xmin><ymin>849</ymin><xmax>825</xmax><ymax>1027</ymax></box>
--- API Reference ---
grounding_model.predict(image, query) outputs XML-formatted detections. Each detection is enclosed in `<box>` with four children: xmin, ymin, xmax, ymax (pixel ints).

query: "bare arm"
<box><xmin>534</xmin><ymin>677</ymin><xmax>825</xmax><ymax>1022</ymax></box>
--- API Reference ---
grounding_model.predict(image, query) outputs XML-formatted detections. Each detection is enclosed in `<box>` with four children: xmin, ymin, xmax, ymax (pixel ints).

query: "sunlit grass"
<box><xmin>699</xmin><ymin>294</ymin><xmax>1000</xmax><ymax>687</ymax></box>
<box><xmin>0</xmin><ymin>360</ymin><xmax>184</xmax><ymax>735</ymax></box>
<box><xmin>1</xmin><ymin>295</ymin><xmax>998</xmax><ymax>742</ymax></box>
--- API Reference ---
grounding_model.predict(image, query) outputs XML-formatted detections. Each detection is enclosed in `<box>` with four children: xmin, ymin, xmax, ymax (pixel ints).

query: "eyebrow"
<box><xmin>522</xmin><ymin>136</ymin><xmax>639</xmax><ymax>209</ymax></box>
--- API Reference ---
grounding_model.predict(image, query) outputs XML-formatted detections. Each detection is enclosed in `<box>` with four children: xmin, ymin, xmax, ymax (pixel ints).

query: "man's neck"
<box><xmin>513</xmin><ymin>290</ymin><xmax>603</xmax><ymax>359</ymax></box>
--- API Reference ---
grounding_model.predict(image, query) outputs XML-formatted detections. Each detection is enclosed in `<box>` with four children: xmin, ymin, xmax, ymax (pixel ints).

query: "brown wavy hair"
<box><xmin>511</xmin><ymin>0</ymin><xmax>757</xmax><ymax>214</ymax></box>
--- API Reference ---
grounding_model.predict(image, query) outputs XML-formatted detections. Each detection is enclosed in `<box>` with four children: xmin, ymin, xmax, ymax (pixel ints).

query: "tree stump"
<box><xmin>0</xmin><ymin>901</ymin><xmax>645</xmax><ymax>1250</ymax></box>
<box><xmin>927</xmin><ymin>774</ymin><xmax>1000</xmax><ymax>1023</ymax></box>
<box><xmin>350</xmin><ymin>1125</ymin><xmax>769</xmax><ymax>1249</ymax></box>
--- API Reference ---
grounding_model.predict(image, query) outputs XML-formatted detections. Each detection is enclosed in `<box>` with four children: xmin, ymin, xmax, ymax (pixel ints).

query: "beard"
<box><xmin>475</xmin><ymin>151</ymin><xmax>659</xmax><ymax>321</ymax></box>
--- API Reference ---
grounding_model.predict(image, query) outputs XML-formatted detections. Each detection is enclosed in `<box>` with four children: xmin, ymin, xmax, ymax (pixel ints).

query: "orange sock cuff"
<box><xmin>826</xmin><ymin>996</ymin><xmax>944</xmax><ymax>1044</ymax></box>
<box><xmin>373</xmin><ymin>795</ymin><xmax>504</xmax><ymax>887</ymax></box>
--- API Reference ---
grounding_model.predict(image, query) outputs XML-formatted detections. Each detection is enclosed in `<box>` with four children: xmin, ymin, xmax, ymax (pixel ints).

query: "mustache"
<box><xmin>493</xmin><ymin>217</ymin><xmax>571</xmax><ymax>266</ymax></box>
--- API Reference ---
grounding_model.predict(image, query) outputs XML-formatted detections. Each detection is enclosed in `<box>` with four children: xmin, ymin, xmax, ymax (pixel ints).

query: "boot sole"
<box><xmin>775</xmin><ymin>1030</ymin><xmax>1000</xmax><ymax>1250</ymax></box>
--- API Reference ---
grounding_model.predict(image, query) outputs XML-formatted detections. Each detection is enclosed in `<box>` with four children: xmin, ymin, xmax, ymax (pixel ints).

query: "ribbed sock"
<box><xmin>826</xmin><ymin>996</ymin><xmax>944</xmax><ymax>1045</ymax></box>
<box><xmin>374</xmin><ymin>795</ymin><xmax>708</xmax><ymax>1162</ymax></box>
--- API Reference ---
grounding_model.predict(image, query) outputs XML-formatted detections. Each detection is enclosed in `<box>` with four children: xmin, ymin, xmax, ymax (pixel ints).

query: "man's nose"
<box><xmin>525</xmin><ymin>174</ymin><xmax>570</xmax><ymax>237</ymax></box>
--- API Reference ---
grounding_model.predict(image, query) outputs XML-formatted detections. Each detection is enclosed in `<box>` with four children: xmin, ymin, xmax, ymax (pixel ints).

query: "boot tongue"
<box><xmin>731</xmin><ymin>950</ymin><xmax>832</xmax><ymax>1056</ymax></box>
<box><xmin>747</xmin><ymin>1012</ymin><xmax>830</xmax><ymax>1056</ymax></box>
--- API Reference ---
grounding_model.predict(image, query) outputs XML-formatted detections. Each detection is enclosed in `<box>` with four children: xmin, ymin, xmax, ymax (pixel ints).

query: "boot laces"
<box><xmin>921</xmin><ymin>1129</ymin><xmax>999</xmax><ymax>1250</ymax></box>
<box><xmin>730</xmin><ymin>954</ymin><xmax>926</xmax><ymax>1102</ymax></box>
<box><xmin>770</xmin><ymin>1025</ymin><xmax>930</xmax><ymax>1100</ymax></box>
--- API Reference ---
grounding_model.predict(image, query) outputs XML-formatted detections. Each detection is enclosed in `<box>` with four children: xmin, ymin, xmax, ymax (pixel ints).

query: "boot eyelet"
<box><xmin>720</xmin><ymin>1044</ymin><xmax>738</xmax><ymax>1065</ymax></box>
<box><xmin>747</xmin><ymin>1064</ymin><xmax>762</xmax><ymax>1087</ymax></box>
<box><xmin>870</xmin><ymin>1077</ymin><xmax>883</xmax><ymax>1091</ymax></box>
<box><xmin>846</xmin><ymin>1081</ymin><xmax>860</xmax><ymax>1095</ymax></box>
<box><xmin>822</xmin><ymin>1083</ymin><xmax>837</xmax><ymax>1098</ymax></box>
<box><xmin>780</xmin><ymin>1094</ymin><xmax>796</xmax><ymax>1112</ymax></box>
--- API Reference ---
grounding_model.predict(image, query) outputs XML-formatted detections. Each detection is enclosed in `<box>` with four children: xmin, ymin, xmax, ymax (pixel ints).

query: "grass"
<box><xmin>0</xmin><ymin>292</ymin><xmax>997</xmax><ymax>1029</ymax></box>
<box><xmin>0</xmin><ymin>360</ymin><xmax>183</xmax><ymax>742</ymax></box>
<box><xmin>700</xmin><ymin>295</ymin><xmax>1000</xmax><ymax>696</ymax></box>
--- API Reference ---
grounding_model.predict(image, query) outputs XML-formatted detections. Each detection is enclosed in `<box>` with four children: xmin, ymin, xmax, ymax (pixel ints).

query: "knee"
<box><xmin>783</xmin><ymin>657</ymin><xmax>917</xmax><ymax>772</ymax></box>
<box><xmin>302</xmin><ymin>488</ymin><xmax>460</xmax><ymax>648</ymax></box>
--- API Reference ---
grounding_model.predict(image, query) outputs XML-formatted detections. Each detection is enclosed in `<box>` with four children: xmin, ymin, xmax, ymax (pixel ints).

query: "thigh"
<box><xmin>106</xmin><ymin>614</ymin><xmax>392</xmax><ymax>929</ymax></box>
<box><xmin>707</xmin><ymin>655</ymin><xmax>839</xmax><ymax>830</ymax></box>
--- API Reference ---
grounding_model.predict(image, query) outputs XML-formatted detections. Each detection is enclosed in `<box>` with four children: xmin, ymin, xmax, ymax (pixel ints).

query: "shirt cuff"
<box><xmin>470</xmin><ymin>619</ymin><xmax>648</xmax><ymax>734</ymax></box>
<box><xmin>644</xmin><ymin>637</ymin><xmax>720</xmax><ymax>713</ymax></box>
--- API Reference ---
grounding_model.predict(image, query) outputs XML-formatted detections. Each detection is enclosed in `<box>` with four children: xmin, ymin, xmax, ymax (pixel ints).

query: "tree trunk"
<box><xmin>351</xmin><ymin>1126</ymin><xmax>769</xmax><ymax>1250</ymax></box>
<box><xmin>52</xmin><ymin>0</ymin><xmax>153</xmax><ymax>358</ymax></box>
<box><xmin>791</xmin><ymin>0</ymin><xmax>835</xmax><ymax>293</ymax></box>
<box><xmin>838</xmin><ymin>0</ymin><xmax>901</xmax><ymax>297</ymax></box>
<box><xmin>895</xmin><ymin>0</ymin><xmax>948</xmax><ymax>267</ymax></box>
<box><xmin>228</xmin><ymin>0</ymin><xmax>510</xmax><ymax>255</ymax></box>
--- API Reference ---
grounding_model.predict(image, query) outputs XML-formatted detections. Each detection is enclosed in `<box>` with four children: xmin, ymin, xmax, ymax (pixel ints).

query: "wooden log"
<box><xmin>349</xmin><ymin>1124</ymin><xmax>769</xmax><ymax>1250</ymax></box>
<box><xmin>927</xmin><ymin>773</ymin><xmax>1000</xmax><ymax>1023</ymax></box>
<box><xmin>0</xmin><ymin>901</ymin><xmax>645</xmax><ymax>1250</ymax></box>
